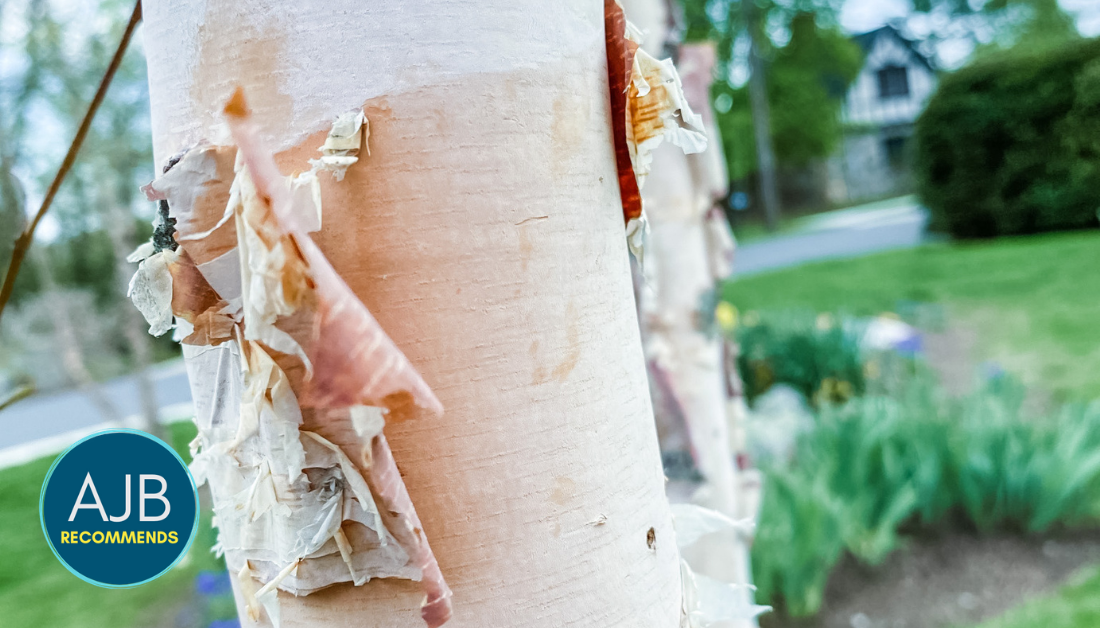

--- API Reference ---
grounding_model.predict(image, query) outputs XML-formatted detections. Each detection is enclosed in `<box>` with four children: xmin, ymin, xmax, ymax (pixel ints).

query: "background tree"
<box><xmin>0</xmin><ymin>0</ymin><xmax>166</xmax><ymax>435</ymax></box>
<box><xmin>712</xmin><ymin>13</ymin><xmax>861</xmax><ymax>189</ymax></box>
<box><xmin>677</xmin><ymin>1</ymin><xmax>858</xmax><ymax>219</ymax></box>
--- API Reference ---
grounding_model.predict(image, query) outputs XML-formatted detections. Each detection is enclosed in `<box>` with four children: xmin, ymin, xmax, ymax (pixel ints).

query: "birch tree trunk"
<box><xmin>620</xmin><ymin>1</ymin><xmax>759</xmax><ymax>624</ymax></box>
<box><xmin>141</xmin><ymin>1</ymin><xmax>681</xmax><ymax>626</ymax></box>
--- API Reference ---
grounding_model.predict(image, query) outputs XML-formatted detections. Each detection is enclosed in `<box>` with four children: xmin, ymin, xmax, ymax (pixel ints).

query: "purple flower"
<box><xmin>195</xmin><ymin>570</ymin><xmax>231</xmax><ymax>596</ymax></box>
<box><xmin>893</xmin><ymin>334</ymin><xmax>922</xmax><ymax>355</ymax></box>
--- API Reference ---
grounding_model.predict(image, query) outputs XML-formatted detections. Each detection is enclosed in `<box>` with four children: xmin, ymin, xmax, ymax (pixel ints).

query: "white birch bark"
<box><xmin>141</xmin><ymin>1</ymin><xmax>681</xmax><ymax>626</ymax></box>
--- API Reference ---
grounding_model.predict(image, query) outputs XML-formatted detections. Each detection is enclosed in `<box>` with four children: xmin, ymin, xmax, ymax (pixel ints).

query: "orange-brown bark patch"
<box><xmin>604</xmin><ymin>0</ymin><xmax>642</xmax><ymax>222</ymax></box>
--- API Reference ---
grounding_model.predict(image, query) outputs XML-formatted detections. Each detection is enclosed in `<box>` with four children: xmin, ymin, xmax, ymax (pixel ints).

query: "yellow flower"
<box><xmin>815</xmin><ymin>312</ymin><xmax>834</xmax><ymax>331</ymax></box>
<box><xmin>815</xmin><ymin>377</ymin><xmax>854</xmax><ymax>405</ymax></box>
<box><xmin>864</xmin><ymin>359</ymin><xmax>881</xmax><ymax>381</ymax></box>
<box><xmin>716</xmin><ymin>301</ymin><xmax>738</xmax><ymax>331</ymax></box>
<box><xmin>836</xmin><ymin>380</ymin><xmax>853</xmax><ymax>400</ymax></box>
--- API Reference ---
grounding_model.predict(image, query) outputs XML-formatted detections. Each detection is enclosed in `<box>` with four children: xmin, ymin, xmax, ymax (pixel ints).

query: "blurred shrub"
<box><xmin>915</xmin><ymin>37</ymin><xmax>1100</xmax><ymax>238</ymax></box>
<box><xmin>736</xmin><ymin>311</ymin><xmax>866</xmax><ymax>406</ymax></box>
<box><xmin>753</xmin><ymin>370</ymin><xmax>1100</xmax><ymax>616</ymax></box>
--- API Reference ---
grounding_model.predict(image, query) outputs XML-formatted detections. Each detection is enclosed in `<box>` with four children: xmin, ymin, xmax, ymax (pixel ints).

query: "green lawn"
<box><xmin>0</xmin><ymin>422</ymin><xmax>222</xmax><ymax>628</ymax></box>
<box><xmin>723</xmin><ymin>230</ymin><xmax>1100</xmax><ymax>401</ymax></box>
<box><xmin>965</xmin><ymin>566</ymin><xmax>1100</xmax><ymax>628</ymax></box>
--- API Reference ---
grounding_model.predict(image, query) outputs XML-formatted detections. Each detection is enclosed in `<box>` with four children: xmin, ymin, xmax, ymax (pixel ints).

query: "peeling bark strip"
<box><xmin>222</xmin><ymin>89</ymin><xmax>444</xmax><ymax>417</ymax></box>
<box><xmin>129</xmin><ymin>87</ymin><xmax>451</xmax><ymax>627</ymax></box>
<box><xmin>223</xmin><ymin>88</ymin><xmax>451</xmax><ymax>625</ymax></box>
<box><xmin>604</xmin><ymin>0</ymin><xmax>643</xmax><ymax>223</ymax></box>
<box><xmin>366</xmin><ymin>434</ymin><xmax>452</xmax><ymax>627</ymax></box>
<box><xmin>603</xmin><ymin>0</ymin><xmax>707</xmax><ymax>228</ymax></box>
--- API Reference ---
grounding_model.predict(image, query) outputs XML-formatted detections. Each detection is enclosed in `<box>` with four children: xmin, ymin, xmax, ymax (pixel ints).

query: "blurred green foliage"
<box><xmin>753</xmin><ymin>367</ymin><xmax>1100</xmax><ymax>616</ymax></box>
<box><xmin>0</xmin><ymin>0</ymin><xmax>177</xmax><ymax>389</ymax></box>
<box><xmin>1</xmin><ymin>0</ymin><xmax>155</xmax><ymax>305</ymax></box>
<box><xmin>736</xmin><ymin>309</ymin><xmax>866</xmax><ymax>406</ymax></box>
<box><xmin>722</xmin><ymin>231</ymin><xmax>1100</xmax><ymax>400</ymax></box>
<box><xmin>913</xmin><ymin>0</ymin><xmax>1078</xmax><ymax>48</ymax></box>
<box><xmin>915</xmin><ymin>36</ymin><xmax>1100</xmax><ymax>238</ymax></box>
<box><xmin>713</xmin><ymin>13</ymin><xmax>863</xmax><ymax>181</ymax></box>
<box><xmin>676</xmin><ymin>2</ymin><xmax>860</xmax><ymax>183</ymax></box>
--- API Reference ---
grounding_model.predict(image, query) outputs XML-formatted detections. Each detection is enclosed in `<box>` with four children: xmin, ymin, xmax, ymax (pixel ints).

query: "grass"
<box><xmin>731</xmin><ymin>215</ymin><xmax>804</xmax><ymax>243</ymax></box>
<box><xmin>722</xmin><ymin>230</ymin><xmax>1100</xmax><ymax>400</ymax></box>
<box><xmin>964</xmin><ymin>566</ymin><xmax>1100</xmax><ymax>628</ymax></box>
<box><xmin>0</xmin><ymin>422</ymin><xmax>222</xmax><ymax>628</ymax></box>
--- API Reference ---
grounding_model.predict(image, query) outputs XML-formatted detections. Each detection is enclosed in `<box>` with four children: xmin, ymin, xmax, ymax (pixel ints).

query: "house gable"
<box><xmin>843</xmin><ymin>26</ymin><xmax>937</xmax><ymax>127</ymax></box>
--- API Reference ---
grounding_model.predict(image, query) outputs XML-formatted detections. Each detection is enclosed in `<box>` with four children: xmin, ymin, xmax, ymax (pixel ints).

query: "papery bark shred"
<box><xmin>366</xmin><ymin>433</ymin><xmax>453</xmax><ymax>627</ymax></box>
<box><xmin>222</xmin><ymin>87</ymin><xmax>451</xmax><ymax>625</ymax></box>
<box><xmin>223</xmin><ymin>87</ymin><xmax>443</xmax><ymax>416</ymax></box>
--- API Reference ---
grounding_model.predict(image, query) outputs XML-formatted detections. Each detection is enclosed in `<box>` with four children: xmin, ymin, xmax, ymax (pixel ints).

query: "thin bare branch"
<box><xmin>0</xmin><ymin>0</ymin><xmax>142</xmax><ymax>323</ymax></box>
<box><xmin>0</xmin><ymin>384</ymin><xmax>35</xmax><ymax>412</ymax></box>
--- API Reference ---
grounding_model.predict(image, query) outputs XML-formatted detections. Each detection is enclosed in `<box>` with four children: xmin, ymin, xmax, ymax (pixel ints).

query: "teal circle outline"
<box><xmin>38</xmin><ymin>427</ymin><xmax>200</xmax><ymax>589</ymax></box>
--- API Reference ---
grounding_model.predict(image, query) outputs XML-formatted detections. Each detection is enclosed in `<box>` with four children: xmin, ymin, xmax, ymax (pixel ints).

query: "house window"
<box><xmin>883</xmin><ymin>136</ymin><xmax>908</xmax><ymax>169</ymax></box>
<box><xmin>877</xmin><ymin>65</ymin><xmax>909</xmax><ymax>99</ymax></box>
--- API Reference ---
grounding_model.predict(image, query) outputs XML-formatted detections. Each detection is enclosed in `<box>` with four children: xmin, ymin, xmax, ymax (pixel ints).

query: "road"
<box><xmin>0</xmin><ymin>200</ymin><xmax>930</xmax><ymax>463</ymax></box>
<box><xmin>735</xmin><ymin>202</ymin><xmax>929</xmax><ymax>276</ymax></box>
<box><xmin>0</xmin><ymin>360</ymin><xmax>193</xmax><ymax>466</ymax></box>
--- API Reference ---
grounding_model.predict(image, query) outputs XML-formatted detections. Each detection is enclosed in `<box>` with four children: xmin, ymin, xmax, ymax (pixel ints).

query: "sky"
<box><xmin>840</xmin><ymin>0</ymin><xmax>1100</xmax><ymax>68</ymax></box>
<box><xmin>842</xmin><ymin>0</ymin><xmax>1100</xmax><ymax>35</ymax></box>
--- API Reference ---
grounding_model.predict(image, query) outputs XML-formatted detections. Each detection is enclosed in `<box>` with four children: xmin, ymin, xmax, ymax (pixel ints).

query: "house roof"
<box><xmin>852</xmin><ymin>24</ymin><xmax>936</xmax><ymax>72</ymax></box>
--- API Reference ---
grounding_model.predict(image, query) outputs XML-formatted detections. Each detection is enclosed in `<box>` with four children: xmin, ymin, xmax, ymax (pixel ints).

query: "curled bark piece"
<box><xmin>366</xmin><ymin>433</ymin><xmax>453</xmax><ymax>628</ymax></box>
<box><xmin>142</xmin><ymin>145</ymin><xmax>239</xmax><ymax>264</ymax></box>
<box><xmin>680</xmin><ymin>559</ymin><xmax>770</xmax><ymax>628</ymax></box>
<box><xmin>626</xmin><ymin>49</ymin><xmax>708</xmax><ymax>188</ymax></box>
<box><xmin>221</xmin><ymin>87</ymin><xmax>450</xmax><ymax>625</ymax></box>
<box><xmin>603</xmin><ymin>0</ymin><xmax>707</xmax><ymax>223</ymax></box>
<box><xmin>223</xmin><ymin>87</ymin><xmax>444</xmax><ymax>417</ymax></box>
<box><xmin>169</xmin><ymin>265</ymin><xmax>235</xmax><ymax>344</ymax></box>
<box><xmin>180</xmin><ymin>300</ymin><xmax>236</xmax><ymax>346</ymax></box>
<box><xmin>670</xmin><ymin>503</ymin><xmax>755</xmax><ymax>548</ymax></box>
<box><xmin>237</xmin><ymin>562</ymin><xmax>264</xmax><ymax>623</ymax></box>
<box><xmin>312</xmin><ymin>109</ymin><xmax>369</xmax><ymax>181</ymax></box>
<box><xmin>604</xmin><ymin>0</ymin><xmax>643</xmax><ymax>223</ymax></box>
<box><xmin>233</xmin><ymin>165</ymin><xmax>316</xmax><ymax>370</ymax></box>
<box><xmin>169</xmin><ymin>248</ymin><xmax>223</xmax><ymax>323</ymax></box>
<box><xmin>127</xmin><ymin>249</ymin><xmax>179</xmax><ymax>336</ymax></box>
<box><xmin>626</xmin><ymin>213</ymin><xmax>649</xmax><ymax>265</ymax></box>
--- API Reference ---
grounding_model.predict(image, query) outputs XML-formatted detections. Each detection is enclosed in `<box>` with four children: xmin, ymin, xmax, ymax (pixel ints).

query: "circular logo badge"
<box><xmin>39</xmin><ymin>429</ymin><xmax>199</xmax><ymax>588</ymax></box>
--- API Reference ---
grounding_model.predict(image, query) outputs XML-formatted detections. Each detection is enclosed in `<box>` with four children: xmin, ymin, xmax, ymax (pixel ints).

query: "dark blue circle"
<box><xmin>39</xmin><ymin>429</ymin><xmax>199</xmax><ymax>588</ymax></box>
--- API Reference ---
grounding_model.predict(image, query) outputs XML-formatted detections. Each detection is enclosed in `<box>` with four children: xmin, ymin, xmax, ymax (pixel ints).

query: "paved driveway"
<box><xmin>735</xmin><ymin>202</ymin><xmax>929</xmax><ymax>276</ymax></box>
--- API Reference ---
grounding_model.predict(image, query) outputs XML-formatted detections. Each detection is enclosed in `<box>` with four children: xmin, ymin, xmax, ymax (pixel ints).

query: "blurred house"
<box><xmin>828</xmin><ymin>25</ymin><xmax>937</xmax><ymax>203</ymax></box>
